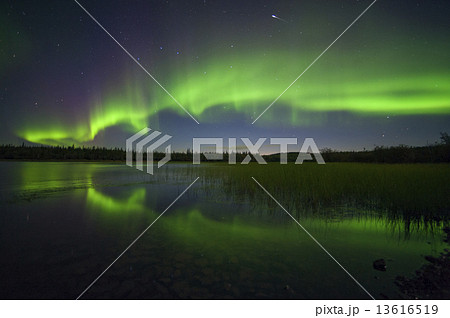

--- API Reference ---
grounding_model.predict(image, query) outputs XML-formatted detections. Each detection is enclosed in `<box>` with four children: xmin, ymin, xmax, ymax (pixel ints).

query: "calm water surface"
<box><xmin>0</xmin><ymin>162</ymin><xmax>445</xmax><ymax>299</ymax></box>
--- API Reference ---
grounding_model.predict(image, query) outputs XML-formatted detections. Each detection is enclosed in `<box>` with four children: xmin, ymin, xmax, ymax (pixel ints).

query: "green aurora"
<box><xmin>19</xmin><ymin>50</ymin><xmax>450</xmax><ymax>145</ymax></box>
<box><xmin>3</xmin><ymin>0</ymin><xmax>449</xmax><ymax>147</ymax></box>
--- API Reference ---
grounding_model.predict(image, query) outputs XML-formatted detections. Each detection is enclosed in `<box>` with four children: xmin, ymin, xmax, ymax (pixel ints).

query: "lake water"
<box><xmin>0</xmin><ymin>162</ymin><xmax>446</xmax><ymax>299</ymax></box>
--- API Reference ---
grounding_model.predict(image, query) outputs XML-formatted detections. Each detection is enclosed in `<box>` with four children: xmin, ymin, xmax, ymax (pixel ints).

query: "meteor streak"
<box><xmin>271</xmin><ymin>14</ymin><xmax>288</xmax><ymax>23</ymax></box>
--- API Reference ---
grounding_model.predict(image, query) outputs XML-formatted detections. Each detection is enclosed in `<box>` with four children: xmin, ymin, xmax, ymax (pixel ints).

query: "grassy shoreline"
<box><xmin>191</xmin><ymin>163</ymin><xmax>450</xmax><ymax>223</ymax></box>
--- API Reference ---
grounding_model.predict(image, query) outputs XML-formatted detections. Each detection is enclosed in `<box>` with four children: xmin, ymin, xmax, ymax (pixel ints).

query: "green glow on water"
<box><xmin>86</xmin><ymin>188</ymin><xmax>147</xmax><ymax>213</ymax></box>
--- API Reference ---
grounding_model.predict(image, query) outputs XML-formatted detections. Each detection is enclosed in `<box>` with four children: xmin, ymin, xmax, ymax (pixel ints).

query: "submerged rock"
<box><xmin>373</xmin><ymin>259</ymin><xmax>387</xmax><ymax>271</ymax></box>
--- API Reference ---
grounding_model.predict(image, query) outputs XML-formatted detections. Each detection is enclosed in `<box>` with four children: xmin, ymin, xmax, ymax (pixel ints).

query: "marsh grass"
<box><xmin>189</xmin><ymin>163</ymin><xmax>450</xmax><ymax>225</ymax></box>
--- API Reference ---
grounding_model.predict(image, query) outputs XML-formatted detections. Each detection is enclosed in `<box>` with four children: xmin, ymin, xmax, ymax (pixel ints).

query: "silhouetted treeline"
<box><xmin>264</xmin><ymin>144</ymin><xmax>450</xmax><ymax>163</ymax></box>
<box><xmin>0</xmin><ymin>144</ymin><xmax>126</xmax><ymax>161</ymax></box>
<box><xmin>0</xmin><ymin>144</ymin><xmax>265</xmax><ymax>162</ymax></box>
<box><xmin>1</xmin><ymin>133</ymin><xmax>449</xmax><ymax>163</ymax></box>
<box><xmin>267</xmin><ymin>133</ymin><xmax>450</xmax><ymax>163</ymax></box>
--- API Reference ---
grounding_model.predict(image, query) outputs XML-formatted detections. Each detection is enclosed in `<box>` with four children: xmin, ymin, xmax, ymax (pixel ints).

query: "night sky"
<box><xmin>1</xmin><ymin>0</ymin><xmax>449</xmax><ymax>152</ymax></box>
